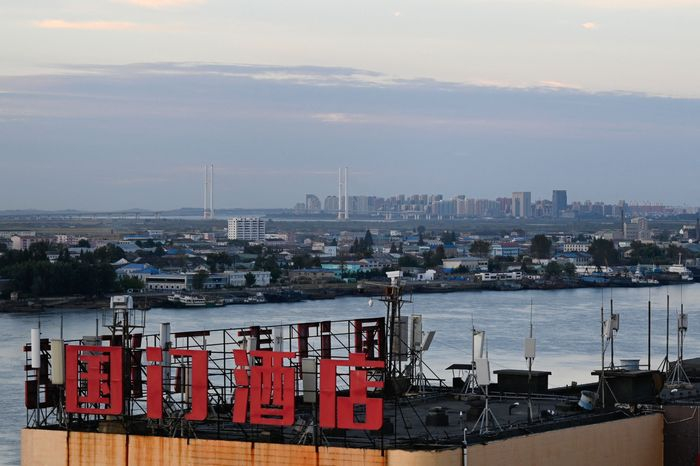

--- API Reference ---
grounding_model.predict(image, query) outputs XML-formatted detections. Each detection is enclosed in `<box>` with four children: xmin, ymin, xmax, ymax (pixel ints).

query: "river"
<box><xmin>2</xmin><ymin>284</ymin><xmax>699</xmax><ymax>465</ymax></box>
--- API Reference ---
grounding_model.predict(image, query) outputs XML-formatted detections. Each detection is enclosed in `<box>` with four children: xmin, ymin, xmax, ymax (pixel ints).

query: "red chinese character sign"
<box><xmin>62</xmin><ymin>343</ymin><xmax>385</xmax><ymax>431</ymax></box>
<box><xmin>65</xmin><ymin>345</ymin><xmax>123</xmax><ymax>415</ymax></box>
<box><xmin>320</xmin><ymin>353</ymin><xmax>384</xmax><ymax>430</ymax></box>
<box><xmin>145</xmin><ymin>348</ymin><xmax>208</xmax><ymax>421</ymax></box>
<box><xmin>233</xmin><ymin>350</ymin><xmax>296</xmax><ymax>426</ymax></box>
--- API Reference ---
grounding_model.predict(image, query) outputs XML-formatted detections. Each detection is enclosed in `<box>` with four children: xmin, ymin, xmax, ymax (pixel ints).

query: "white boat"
<box><xmin>631</xmin><ymin>264</ymin><xmax>659</xmax><ymax>285</ymax></box>
<box><xmin>167</xmin><ymin>293</ymin><xmax>207</xmax><ymax>307</ymax></box>
<box><xmin>667</xmin><ymin>254</ymin><xmax>694</xmax><ymax>281</ymax></box>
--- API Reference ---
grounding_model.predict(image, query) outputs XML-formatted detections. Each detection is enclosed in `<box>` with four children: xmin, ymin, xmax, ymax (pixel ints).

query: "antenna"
<box><xmin>658</xmin><ymin>287</ymin><xmax>670</xmax><ymax>372</ymax></box>
<box><xmin>524</xmin><ymin>299</ymin><xmax>536</xmax><ymax>423</ymax></box>
<box><xmin>667</xmin><ymin>285</ymin><xmax>690</xmax><ymax>387</ymax></box>
<box><xmin>471</xmin><ymin>331</ymin><xmax>501</xmax><ymax>434</ymax></box>
<box><xmin>647</xmin><ymin>288</ymin><xmax>651</xmax><ymax>370</ymax></box>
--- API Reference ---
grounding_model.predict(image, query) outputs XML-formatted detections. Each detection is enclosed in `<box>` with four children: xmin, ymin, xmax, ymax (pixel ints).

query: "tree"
<box><xmin>244</xmin><ymin>272</ymin><xmax>256</xmax><ymax>288</ymax></box>
<box><xmin>440</xmin><ymin>230</ymin><xmax>457</xmax><ymax>244</ymax></box>
<box><xmin>628</xmin><ymin>241</ymin><xmax>665</xmax><ymax>265</ymax></box>
<box><xmin>363</xmin><ymin>230</ymin><xmax>374</xmax><ymax>247</ymax></box>
<box><xmin>588</xmin><ymin>239</ymin><xmax>619</xmax><ymax>267</ymax></box>
<box><xmin>666</xmin><ymin>244</ymin><xmax>686</xmax><ymax>263</ymax></box>
<box><xmin>422</xmin><ymin>245</ymin><xmax>445</xmax><ymax>268</ymax></box>
<box><xmin>545</xmin><ymin>261</ymin><xmax>562</xmax><ymax>278</ymax></box>
<box><xmin>389</xmin><ymin>242</ymin><xmax>397</xmax><ymax>253</ymax></box>
<box><xmin>398</xmin><ymin>255</ymin><xmax>419</xmax><ymax>268</ymax></box>
<box><xmin>470</xmin><ymin>240</ymin><xmax>491</xmax><ymax>257</ymax></box>
<box><xmin>118</xmin><ymin>276</ymin><xmax>144</xmax><ymax>291</ymax></box>
<box><xmin>193</xmin><ymin>271</ymin><xmax>209</xmax><ymax>290</ymax></box>
<box><xmin>563</xmin><ymin>262</ymin><xmax>576</xmax><ymax>277</ymax></box>
<box><xmin>93</xmin><ymin>244</ymin><xmax>125</xmax><ymax>263</ymax></box>
<box><xmin>77</xmin><ymin>239</ymin><xmax>91</xmax><ymax>248</ymax></box>
<box><xmin>417</xmin><ymin>232</ymin><xmax>425</xmax><ymax>246</ymax></box>
<box><xmin>530</xmin><ymin>235</ymin><xmax>552</xmax><ymax>259</ymax></box>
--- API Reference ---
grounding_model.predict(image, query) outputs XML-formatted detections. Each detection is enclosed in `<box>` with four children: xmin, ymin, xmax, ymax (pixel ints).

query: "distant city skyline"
<box><xmin>2</xmin><ymin>2</ymin><xmax>700</xmax><ymax>210</ymax></box>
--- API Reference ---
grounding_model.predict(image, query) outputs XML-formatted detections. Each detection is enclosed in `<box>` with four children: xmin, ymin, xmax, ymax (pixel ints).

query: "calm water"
<box><xmin>2</xmin><ymin>285</ymin><xmax>699</xmax><ymax>465</ymax></box>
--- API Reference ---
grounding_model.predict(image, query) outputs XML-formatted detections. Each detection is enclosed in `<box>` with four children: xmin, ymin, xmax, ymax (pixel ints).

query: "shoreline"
<box><xmin>1</xmin><ymin>279</ymin><xmax>696</xmax><ymax>312</ymax></box>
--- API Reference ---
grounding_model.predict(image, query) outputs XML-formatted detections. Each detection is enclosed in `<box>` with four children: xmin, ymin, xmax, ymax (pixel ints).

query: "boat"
<box><xmin>667</xmin><ymin>253</ymin><xmax>694</xmax><ymax>281</ymax></box>
<box><xmin>167</xmin><ymin>293</ymin><xmax>207</xmax><ymax>307</ymax></box>
<box><xmin>243</xmin><ymin>292</ymin><xmax>267</xmax><ymax>304</ymax></box>
<box><xmin>630</xmin><ymin>264</ymin><xmax>660</xmax><ymax>285</ymax></box>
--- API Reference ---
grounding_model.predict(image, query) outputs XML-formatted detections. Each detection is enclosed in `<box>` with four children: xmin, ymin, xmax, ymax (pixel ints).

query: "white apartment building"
<box><xmin>563</xmin><ymin>243</ymin><xmax>591</xmax><ymax>253</ymax></box>
<box><xmin>11</xmin><ymin>235</ymin><xmax>38</xmax><ymax>250</ymax></box>
<box><xmin>227</xmin><ymin>217</ymin><xmax>266</xmax><ymax>241</ymax></box>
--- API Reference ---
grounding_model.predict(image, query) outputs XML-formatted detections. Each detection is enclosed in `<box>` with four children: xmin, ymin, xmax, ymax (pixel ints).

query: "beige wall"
<box><xmin>22</xmin><ymin>414</ymin><xmax>662</xmax><ymax>466</ymax></box>
<box><xmin>468</xmin><ymin>414</ymin><xmax>663</xmax><ymax>466</ymax></box>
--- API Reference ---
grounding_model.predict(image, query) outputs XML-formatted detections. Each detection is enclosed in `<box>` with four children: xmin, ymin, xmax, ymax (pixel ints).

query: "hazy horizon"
<box><xmin>2</xmin><ymin>1</ymin><xmax>700</xmax><ymax>210</ymax></box>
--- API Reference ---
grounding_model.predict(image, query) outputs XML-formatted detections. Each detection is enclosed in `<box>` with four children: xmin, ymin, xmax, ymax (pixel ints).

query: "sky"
<box><xmin>1</xmin><ymin>0</ymin><xmax>700</xmax><ymax>210</ymax></box>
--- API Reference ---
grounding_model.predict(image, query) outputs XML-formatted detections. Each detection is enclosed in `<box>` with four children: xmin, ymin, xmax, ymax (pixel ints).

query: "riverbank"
<box><xmin>1</xmin><ymin>277</ymin><xmax>691</xmax><ymax>312</ymax></box>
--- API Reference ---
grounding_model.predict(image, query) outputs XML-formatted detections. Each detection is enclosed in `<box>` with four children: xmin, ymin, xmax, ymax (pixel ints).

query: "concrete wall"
<box><xmin>22</xmin><ymin>414</ymin><xmax>662</xmax><ymax>466</ymax></box>
<box><xmin>663</xmin><ymin>405</ymin><xmax>699</xmax><ymax>466</ymax></box>
<box><xmin>467</xmin><ymin>414</ymin><xmax>663</xmax><ymax>466</ymax></box>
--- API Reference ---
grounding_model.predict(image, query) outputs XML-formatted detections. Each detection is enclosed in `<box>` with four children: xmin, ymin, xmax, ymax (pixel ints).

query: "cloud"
<box><xmin>120</xmin><ymin>0</ymin><xmax>205</xmax><ymax>8</ymax></box>
<box><xmin>581</xmin><ymin>22</ymin><xmax>598</xmax><ymax>30</ymax></box>
<box><xmin>35</xmin><ymin>20</ymin><xmax>137</xmax><ymax>31</ymax></box>
<box><xmin>539</xmin><ymin>80</ymin><xmax>582</xmax><ymax>90</ymax></box>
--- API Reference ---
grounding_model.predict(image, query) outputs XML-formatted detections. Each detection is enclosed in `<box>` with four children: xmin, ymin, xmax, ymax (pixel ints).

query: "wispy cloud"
<box><xmin>581</xmin><ymin>22</ymin><xmax>598</xmax><ymax>30</ymax></box>
<box><xmin>120</xmin><ymin>0</ymin><xmax>205</xmax><ymax>8</ymax></box>
<box><xmin>35</xmin><ymin>20</ymin><xmax>137</xmax><ymax>31</ymax></box>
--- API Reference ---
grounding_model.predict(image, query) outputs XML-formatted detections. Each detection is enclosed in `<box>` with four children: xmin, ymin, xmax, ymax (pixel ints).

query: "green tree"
<box><xmin>93</xmin><ymin>244</ymin><xmax>125</xmax><ymax>263</ymax></box>
<box><xmin>628</xmin><ymin>241</ymin><xmax>665</xmax><ymax>264</ymax></box>
<box><xmin>244</xmin><ymin>272</ymin><xmax>256</xmax><ymax>287</ymax></box>
<box><xmin>193</xmin><ymin>271</ymin><xmax>209</xmax><ymax>290</ymax></box>
<box><xmin>588</xmin><ymin>239</ymin><xmax>619</xmax><ymax>267</ymax></box>
<box><xmin>118</xmin><ymin>276</ymin><xmax>144</xmax><ymax>291</ymax></box>
<box><xmin>77</xmin><ymin>239</ymin><xmax>91</xmax><ymax>248</ymax></box>
<box><xmin>469</xmin><ymin>240</ymin><xmax>491</xmax><ymax>257</ymax></box>
<box><xmin>545</xmin><ymin>261</ymin><xmax>562</xmax><ymax>278</ymax></box>
<box><xmin>666</xmin><ymin>244</ymin><xmax>686</xmax><ymax>263</ymax></box>
<box><xmin>530</xmin><ymin>235</ymin><xmax>552</xmax><ymax>259</ymax></box>
<box><xmin>398</xmin><ymin>255</ymin><xmax>419</xmax><ymax>268</ymax></box>
<box><xmin>440</xmin><ymin>230</ymin><xmax>457</xmax><ymax>243</ymax></box>
<box><xmin>563</xmin><ymin>262</ymin><xmax>576</xmax><ymax>277</ymax></box>
<box><xmin>389</xmin><ymin>242</ymin><xmax>397</xmax><ymax>253</ymax></box>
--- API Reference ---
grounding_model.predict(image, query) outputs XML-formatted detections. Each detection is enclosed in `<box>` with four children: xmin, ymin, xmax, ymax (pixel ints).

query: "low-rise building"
<box><xmin>442</xmin><ymin>256</ymin><xmax>488</xmax><ymax>272</ymax></box>
<box><xmin>490</xmin><ymin>242</ymin><xmax>522</xmax><ymax>258</ymax></box>
<box><xmin>563</xmin><ymin>243</ymin><xmax>591</xmax><ymax>253</ymax></box>
<box><xmin>11</xmin><ymin>235</ymin><xmax>38</xmax><ymax>250</ymax></box>
<box><xmin>476</xmin><ymin>271</ymin><xmax>523</xmax><ymax>282</ymax></box>
<box><xmin>288</xmin><ymin>268</ymin><xmax>337</xmax><ymax>284</ymax></box>
<box><xmin>225</xmin><ymin>271</ymin><xmax>272</xmax><ymax>287</ymax></box>
<box><xmin>145</xmin><ymin>274</ymin><xmax>192</xmax><ymax>291</ymax></box>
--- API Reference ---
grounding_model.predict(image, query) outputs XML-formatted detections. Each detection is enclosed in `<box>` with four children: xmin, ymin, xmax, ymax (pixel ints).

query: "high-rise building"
<box><xmin>552</xmin><ymin>190</ymin><xmax>567</xmax><ymax>218</ymax></box>
<box><xmin>512</xmin><ymin>192</ymin><xmax>532</xmax><ymax>218</ymax></box>
<box><xmin>227</xmin><ymin>217</ymin><xmax>266</xmax><ymax>241</ymax></box>
<box><xmin>324</xmin><ymin>195</ymin><xmax>339</xmax><ymax>212</ymax></box>
<box><xmin>305</xmin><ymin>194</ymin><xmax>321</xmax><ymax>212</ymax></box>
